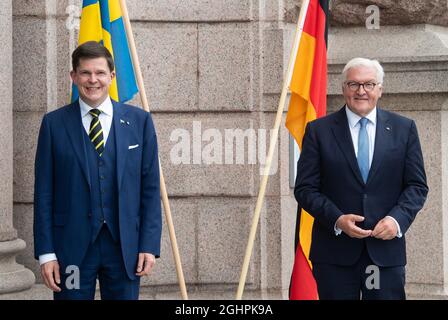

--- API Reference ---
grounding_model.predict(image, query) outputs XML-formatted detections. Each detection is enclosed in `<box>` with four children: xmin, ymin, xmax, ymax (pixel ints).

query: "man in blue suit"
<box><xmin>295</xmin><ymin>58</ymin><xmax>428</xmax><ymax>299</ymax></box>
<box><xmin>34</xmin><ymin>41</ymin><xmax>162</xmax><ymax>300</ymax></box>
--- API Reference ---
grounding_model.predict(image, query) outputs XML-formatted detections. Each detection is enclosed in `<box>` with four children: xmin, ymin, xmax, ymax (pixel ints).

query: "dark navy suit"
<box><xmin>295</xmin><ymin>107</ymin><xmax>428</xmax><ymax>299</ymax></box>
<box><xmin>34</xmin><ymin>100</ymin><xmax>161</xmax><ymax>299</ymax></box>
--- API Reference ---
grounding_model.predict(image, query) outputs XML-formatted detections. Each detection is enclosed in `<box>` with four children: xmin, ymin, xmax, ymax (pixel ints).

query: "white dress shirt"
<box><xmin>38</xmin><ymin>97</ymin><xmax>114</xmax><ymax>266</ymax></box>
<box><xmin>80</xmin><ymin>97</ymin><xmax>113</xmax><ymax>145</ymax></box>
<box><xmin>334</xmin><ymin>106</ymin><xmax>402</xmax><ymax>238</ymax></box>
<box><xmin>346</xmin><ymin>106</ymin><xmax>376</xmax><ymax>168</ymax></box>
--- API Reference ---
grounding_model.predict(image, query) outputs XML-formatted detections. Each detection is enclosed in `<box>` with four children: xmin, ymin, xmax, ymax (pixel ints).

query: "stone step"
<box><xmin>0</xmin><ymin>284</ymin><xmax>284</xmax><ymax>300</ymax></box>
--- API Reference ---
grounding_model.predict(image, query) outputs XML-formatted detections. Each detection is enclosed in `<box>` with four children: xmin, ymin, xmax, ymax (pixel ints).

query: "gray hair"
<box><xmin>342</xmin><ymin>57</ymin><xmax>384</xmax><ymax>84</ymax></box>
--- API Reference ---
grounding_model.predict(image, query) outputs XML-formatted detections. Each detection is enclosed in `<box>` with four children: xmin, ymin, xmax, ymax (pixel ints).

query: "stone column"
<box><xmin>0</xmin><ymin>0</ymin><xmax>35</xmax><ymax>294</ymax></box>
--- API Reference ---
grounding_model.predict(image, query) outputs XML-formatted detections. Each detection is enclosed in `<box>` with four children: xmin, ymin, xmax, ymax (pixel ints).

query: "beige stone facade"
<box><xmin>0</xmin><ymin>0</ymin><xmax>447</xmax><ymax>299</ymax></box>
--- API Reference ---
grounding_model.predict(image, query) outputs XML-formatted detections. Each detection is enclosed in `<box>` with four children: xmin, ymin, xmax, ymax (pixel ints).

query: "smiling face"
<box><xmin>343</xmin><ymin>65</ymin><xmax>382</xmax><ymax>117</ymax></box>
<box><xmin>70</xmin><ymin>57</ymin><xmax>115</xmax><ymax>107</ymax></box>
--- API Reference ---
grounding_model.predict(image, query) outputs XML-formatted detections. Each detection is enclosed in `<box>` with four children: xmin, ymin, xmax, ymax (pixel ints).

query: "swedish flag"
<box><xmin>71</xmin><ymin>0</ymin><xmax>138</xmax><ymax>103</ymax></box>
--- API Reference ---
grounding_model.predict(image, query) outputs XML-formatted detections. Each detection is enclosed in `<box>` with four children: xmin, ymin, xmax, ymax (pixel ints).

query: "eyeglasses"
<box><xmin>345</xmin><ymin>81</ymin><xmax>379</xmax><ymax>92</ymax></box>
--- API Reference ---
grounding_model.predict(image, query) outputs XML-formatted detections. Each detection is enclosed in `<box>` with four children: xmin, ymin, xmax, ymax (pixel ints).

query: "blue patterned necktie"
<box><xmin>357</xmin><ymin>117</ymin><xmax>369</xmax><ymax>183</ymax></box>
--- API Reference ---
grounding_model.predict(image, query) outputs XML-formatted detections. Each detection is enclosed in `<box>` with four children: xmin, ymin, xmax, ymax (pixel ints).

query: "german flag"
<box><xmin>286</xmin><ymin>0</ymin><xmax>329</xmax><ymax>300</ymax></box>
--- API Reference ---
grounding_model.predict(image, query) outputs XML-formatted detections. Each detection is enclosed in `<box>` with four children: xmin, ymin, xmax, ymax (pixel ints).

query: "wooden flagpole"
<box><xmin>235</xmin><ymin>0</ymin><xmax>311</xmax><ymax>300</ymax></box>
<box><xmin>119</xmin><ymin>0</ymin><xmax>188</xmax><ymax>300</ymax></box>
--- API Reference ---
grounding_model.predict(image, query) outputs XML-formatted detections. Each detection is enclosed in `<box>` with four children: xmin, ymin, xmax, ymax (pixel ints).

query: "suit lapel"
<box><xmin>366</xmin><ymin>108</ymin><xmax>390</xmax><ymax>184</ymax></box>
<box><xmin>331</xmin><ymin>107</ymin><xmax>365</xmax><ymax>185</ymax></box>
<box><xmin>113</xmin><ymin>101</ymin><xmax>130</xmax><ymax>191</ymax></box>
<box><xmin>62</xmin><ymin>101</ymin><xmax>91</xmax><ymax>189</ymax></box>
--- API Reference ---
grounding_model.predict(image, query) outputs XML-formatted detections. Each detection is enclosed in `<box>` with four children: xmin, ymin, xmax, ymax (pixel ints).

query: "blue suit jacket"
<box><xmin>34</xmin><ymin>100</ymin><xmax>162</xmax><ymax>280</ymax></box>
<box><xmin>295</xmin><ymin>107</ymin><xmax>428</xmax><ymax>267</ymax></box>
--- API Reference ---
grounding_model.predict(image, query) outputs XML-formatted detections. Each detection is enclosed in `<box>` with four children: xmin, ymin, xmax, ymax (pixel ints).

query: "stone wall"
<box><xmin>4</xmin><ymin>0</ymin><xmax>448</xmax><ymax>299</ymax></box>
<box><xmin>330</xmin><ymin>0</ymin><xmax>448</xmax><ymax>27</ymax></box>
<box><xmin>10</xmin><ymin>0</ymin><xmax>298</xmax><ymax>299</ymax></box>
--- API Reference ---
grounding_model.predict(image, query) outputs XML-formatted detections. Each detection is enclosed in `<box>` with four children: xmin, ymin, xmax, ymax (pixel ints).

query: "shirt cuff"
<box><xmin>39</xmin><ymin>253</ymin><xmax>57</xmax><ymax>265</ymax></box>
<box><xmin>386</xmin><ymin>216</ymin><xmax>402</xmax><ymax>238</ymax></box>
<box><xmin>334</xmin><ymin>222</ymin><xmax>342</xmax><ymax>236</ymax></box>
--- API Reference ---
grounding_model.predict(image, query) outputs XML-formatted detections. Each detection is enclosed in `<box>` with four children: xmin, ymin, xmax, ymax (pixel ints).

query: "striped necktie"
<box><xmin>89</xmin><ymin>109</ymin><xmax>105</xmax><ymax>156</ymax></box>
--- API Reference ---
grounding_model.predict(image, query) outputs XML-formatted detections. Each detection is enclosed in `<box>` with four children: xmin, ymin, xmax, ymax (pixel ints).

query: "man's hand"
<box><xmin>136</xmin><ymin>253</ymin><xmax>155</xmax><ymax>276</ymax></box>
<box><xmin>371</xmin><ymin>217</ymin><xmax>398</xmax><ymax>240</ymax></box>
<box><xmin>41</xmin><ymin>260</ymin><xmax>61</xmax><ymax>292</ymax></box>
<box><xmin>336</xmin><ymin>214</ymin><xmax>372</xmax><ymax>238</ymax></box>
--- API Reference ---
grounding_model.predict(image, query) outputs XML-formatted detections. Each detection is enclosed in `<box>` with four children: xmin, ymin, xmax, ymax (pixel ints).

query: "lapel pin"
<box><xmin>120</xmin><ymin>119</ymin><xmax>125</xmax><ymax>124</ymax></box>
<box><xmin>386</xmin><ymin>126</ymin><xmax>391</xmax><ymax>131</ymax></box>
<box><xmin>126</xmin><ymin>121</ymin><xmax>130</xmax><ymax>125</ymax></box>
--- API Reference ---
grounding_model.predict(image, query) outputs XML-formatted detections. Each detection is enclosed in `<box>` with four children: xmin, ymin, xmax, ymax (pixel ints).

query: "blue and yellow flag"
<box><xmin>71</xmin><ymin>0</ymin><xmax>138</xmax><ymax>103</ymax></box>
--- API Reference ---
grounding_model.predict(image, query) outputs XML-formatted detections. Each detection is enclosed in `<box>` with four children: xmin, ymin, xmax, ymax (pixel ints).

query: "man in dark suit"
<box><xmin>34</xmin><ymin>41</ymin><xmax>162</xmax><ymax>300</ymax></box>
<box><xmin>294</xmin><ymin>57</ymin><xmax>428</xmax><ymax>299</ymax></box>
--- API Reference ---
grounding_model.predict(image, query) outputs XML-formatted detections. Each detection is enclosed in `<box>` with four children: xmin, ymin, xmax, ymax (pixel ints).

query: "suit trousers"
<box><xmin>54</xmin><ymin>225</ymin><xmax>140</xmax><ymax>300</ymax></box>
<box><xmin>312</xmin><ymin>243</ymin><xmax>406</xmax><ymax>300</ymax></box>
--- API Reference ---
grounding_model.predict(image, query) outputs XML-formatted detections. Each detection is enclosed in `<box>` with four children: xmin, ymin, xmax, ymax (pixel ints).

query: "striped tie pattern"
<box><xmin>89</xmin><ymin>109</ymin><xmax>104</xmax><ymax>156</ymax></box>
